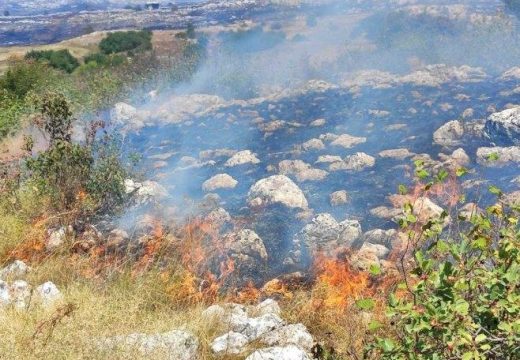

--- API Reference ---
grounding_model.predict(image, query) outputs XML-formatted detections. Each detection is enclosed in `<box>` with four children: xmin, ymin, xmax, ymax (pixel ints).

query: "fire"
<box><xmin>311</xmin><ymin>256</ymin><xmax>370</xmax><ymax>311</ymax></box>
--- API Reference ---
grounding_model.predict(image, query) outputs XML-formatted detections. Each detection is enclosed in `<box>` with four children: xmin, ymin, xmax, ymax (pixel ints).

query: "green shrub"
<box><xmin>0</xmin><ymin>90</ymin><xmax>24</xmax><ymax>138</ymax></box>
<box><xmin>24</xmin><ymin>93</ymin><xmax>127</xmax><ymax>213</ymax></box>
<box><xmin>83</xmin><ymin>53</ymin><xmax>127</xmax><ymax>67</ymax></box>
<box><xmin>367</xmin><ymin>166</ymin><xmax>520</xmax><ymax>359</ymax></box>
<box><xmin>0</xmin><ymin>61</ymin><xmax>48</xmax><ymax>98</ymax></box>
<box><xmin>99</xmin><ymin>30</ymin><xmax>152</xmax><ymax>55</ymax></box>
<box><xmin>25</xmin><ymin>49</ymin><xmax>80</xmax><ymax>73</ymax></box>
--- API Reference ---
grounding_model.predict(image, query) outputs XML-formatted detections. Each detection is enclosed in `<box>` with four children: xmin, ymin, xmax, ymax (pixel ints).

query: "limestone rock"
<box><xmin>99</xmin><ymin>330</ymin><xmax>199</xmax><ymax>360</ymax></box>
<box><xmin>378</xmin><ymin>148</ymin><xmax>414</xmax><ymax>160</ymax></box>
<box><xmin>255</xmin><ymin>299</ymin><xmax>281</xmax><ymax>317</ymax></box>
<box><xmin>10</xmin><ymin>280</ymin><xmax>31</xmax><ymax>310</ymax></box>
<box><xmin>329</xmin><ymin>190</ymin><xmax>348</xmax><ymax>206</ymax></box>
<box><xmin>476</xmin><ymin>146</ymin><xmax>520</xmax><ymax>167</ymax></box>
<box><xmin>224</xmin><ymin>230</ymin><xmax>268</xmax><ymax>273</ymax></box>
<box><xmin>211</xmin><ymin>331</ymin><xmax>249</xmax><ymax>355</ymax></box>
<box><xmin>330</xmin><ymin>134</ymin><xmax>367</xmax><ymax>149</ymax></box>
<box><xmin>0</xmin><ymin>260</ymin><xmax>29</xmax><ymax>280</ymax></box>
<box><xmin>0</xmin><ymin>280</ymin><xmax>10</xmax><ymax>307</ymax></box>
<box><xmin>330</xmin><ymin>152</ymin><xmax>375</xmax><ymax>171</ymax></box>
<box><xmin>202</xmin><ymin>174</ymin><xmax>238</xmax><ymax>192</ymax></box>
<box><xmin>248</xmin><ymin>175</ymin><xmax>308</xmax><ymax>209</ymax></box>
<box><xmin>485</xmin><ymin>107</ymin><xmax>520</xmax><ymax>145</ymax></box>
<box><xmin>225</xmin><ymin>150</ymin><xmax>261</xmax><ymax>167</ymax></box>
<box><xmin>34</xmin><ymin>282</ymin><xmax>63</xmax><ymax>308</ymax></box>
<box><xmin>246</xmin><ymin>345</ymin><xmax>311</xmax><ymax>360</ymax></box>
<box><xmin>259</xmin><ymin>323</ymin><xmax>313</xmax><ymax>351</ymax></box>
<box><xmin>299</xmin><ymin>214</ymin><xmax>361</xmax><ymax>255</ymax></box>
<box><xmin>433</xmin><ymin>120</ymin><xmax>464</xmax><ymax>146</ymax></box>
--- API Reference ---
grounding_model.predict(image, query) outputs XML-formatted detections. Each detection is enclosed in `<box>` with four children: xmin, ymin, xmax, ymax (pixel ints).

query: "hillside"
<box><xmin>0</xmin><ymin>2</ymin><xmax>519</xmax><ymax>360</ymax></box>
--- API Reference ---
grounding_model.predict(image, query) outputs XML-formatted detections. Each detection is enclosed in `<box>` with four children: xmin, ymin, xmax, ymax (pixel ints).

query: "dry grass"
<box><xmin>0</xmin><ymin>30</ymin><xmax>184</xmax><ymax>74</ymax></box>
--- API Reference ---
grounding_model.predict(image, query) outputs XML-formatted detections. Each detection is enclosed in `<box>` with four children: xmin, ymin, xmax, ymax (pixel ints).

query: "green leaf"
<box><xmin>475</xmin><ymin>334</ymin><xmax>487</xmax><ymax>343</ymax></box>
<box><xmin>356</xmin><ymin>298</ymin><xmax>375</xmax><ymax>311</ymax></box>
<box><xmin>486</xmin><ymin>152</ymin><xmax>499</xmax><ymax>161</ymax></box>
<box><xmin>380</xmin><ymin>338</ymin><xmax>395</xmax><ymax>352</ymax></box>
<box><xmin>368</xmin><ymin>320</ymin><xmax>383</xmax><ymax>331</ymax></box>
<box><xmin>462</xmin><ymin>352</ymin><xmax>473</xmax><ymax>360</ymax></box>
<box><xmin>488</xmin><ymin>185</ymin><xmax>502</xmax><ymax>196</ymax></box>
<box><xmin>456</xmin><ymin>167</ymin><xmax>468</xmax><ymax>177</ymax></box>
<box><xmin>454</xmin><ymin>299</ymin><xmax>469</xmax><ymax>316</ymax></box>
<box><xmin>369</xmin><ymin>264</ymin><xmax>381</xmax><ymax>276</ymax></box>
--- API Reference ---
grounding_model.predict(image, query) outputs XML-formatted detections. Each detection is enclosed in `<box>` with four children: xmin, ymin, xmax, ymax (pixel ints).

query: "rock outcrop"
<box><xmin>248</xmin><ymin>175</ymin><xmax>308</xmax><ymax>209</ymax></box>
<box><xmin>485</xmin><ymin>107</ymin><xmax>520</xmax><ymax>145</ymax></box>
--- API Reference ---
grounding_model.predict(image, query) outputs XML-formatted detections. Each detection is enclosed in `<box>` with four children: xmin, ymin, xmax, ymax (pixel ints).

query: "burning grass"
<box><xmin>0</xmin><ymin>211</ymin><xmax>402</xmax><ymax>359</ymax></box>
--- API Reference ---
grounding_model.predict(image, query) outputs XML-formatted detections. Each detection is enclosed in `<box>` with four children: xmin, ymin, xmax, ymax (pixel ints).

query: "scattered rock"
<box><xmin>0</xmin><ymin>281</ymin><xmax>10</xmax><ymax>307</ymax></box>
<box><xmin>279</xmin><ymin>160</ymin><xmax>329</xmax><ymax>182</ymax></box>
<box><xmin>99</xmin><ymin>330</ymin><xmax>199</xmax><ymax>360</ymax></box>
<box><xmin>330</xmin><ymin>152</ymin><xmax>375</xmax><ymax>171</ymax></box>
<box><xmin>433</xmin><ymin>120</ymin><xmax>464</xmax><ymax>146</ymax></box>
<box><xmin>363</xmin><ymin>229</ymin><xmax>397</xmax><ymax>248</ymax></box>
<box><xmin>255</xmin><ymin>299</ymin><xmax>281</xmax><ymax>317</ymax></box>
<box><xmin>205</xmin><ymin>207</ymin><xmax>232</xmax><ymax>228</ymax></box>
<box><xmin>378</xmin><ymin>148</ymin><xmax>414</xmax><ymax>160</ymax></box>
<box><xmin>315</xmin><ymin>155</ymin><xmax>343</xmax><ymax>164</ymax></box>
<box><xmin>211</xmin><ymin>332</ymin><xmax>249</xmax><ymax>355</ymax></box>
<box><xmin>224</xmin><ymin>230</ymin><xmax>268</xmax><ymax>270</ymax></box>
<box><xmin>485</xmin><ymin>106</ymin><xmax>520</xmax><ymax>145</ymax></box>
<box><xmin>329</xmin><ymin>190</ymin><xmax>349</xmax><ymax>206</ymax></box>
<box><xmin>0</xmin><ymin>260</ymin><xmax>29</xmax><ymax>280</ymax></box>
<box><xmin>202</xmin><ymin>174</ymin><xmax>238</xmax><ymax>192</ymax></box>
<box><xmin>301</xmin><ymin>138</ymin><xmax>325</xmax><ymax>152</ymax></box>
<box><xmin>476</xmin><ymin>146</ymin><xmax>520</xmax><ymax>167</ymax></box>
<box><xmin>246</xmin><ymin>345</ymin><xmax>311</xmax><ymax>360</ymax></box>
<box><xmin>47</xmin><ymin>227</ymin><xmax>67</xmax><ymax>251</ymax></box>
<box><xmin>259</xmin><ymin>323</ymin><xmax>313</xmax><ymax>351</ymax></box>
<box><xmin>309</xmin><ymin>118</ymin><xmax>326</xmax><ymax>127</ymax></box>
<box><xmin>10</xmin><ymin>280</ymin><xmax>31</xmax><ymax>310</ymax></box>
<box><xmin>298</xmin><ymin>213</ymin><xmax>361</xmax><ymax>255</ymax></box>
<box><xmin>248</xmin><ymin>175</ymin><xmax>308</xmax><ymax>209</ymax></box>
<box><xmin>225</xmin><ymin>150</ymin><xmax>261</xmax><ymax>167</ymax></box>
<box><xmin>34</xmin><ymin>282</ymin><xmax>63</xmax><ymax>308</ymax></box>
<box><xmin>330</xmin><ymin>134</ymin><xmax>367</xmax><ymax>149</ymax></box>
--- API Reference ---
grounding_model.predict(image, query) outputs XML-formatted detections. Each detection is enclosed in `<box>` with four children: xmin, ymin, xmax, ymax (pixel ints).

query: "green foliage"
<box><xmin>0</xmin><ymin>60</ymin><xmax>48</xmax><ymax>98</ymax></box>
<box><xmin>367</xmin><ymin>169</ymin><xmax>520</xmax><ymax>359</ymax></box>
<box><xmin>25</xmin><ymin>49</ymin><xmax>80</xmax><ymax>73</ymax></box>
<box><xmin>0</xmin><ymin>90</ymin><xmax>24</xmax><ymax>138</ymax></box>
<box><xmin>26</xmin><ymin>140</ymin><xmax>93</xmax><ymax>210</ymax></box>
<box><xmin>83</xmin><ymin>52</ymin><xmax>127</xmax><ymax>67</ymax></box>
<box><xmin>38</xmin><ymin>92</ymin><xmax>74</xmax><ymax>144</ymax></box>
<box><xmin>24</xmin><ymin>93</ymin><xmax>126</xmax><ymax>212</ymax></box>
<box><xmin>99</xmin><ymin>30</ymin><xmax>152</xmax><ymax>55</ymax></box>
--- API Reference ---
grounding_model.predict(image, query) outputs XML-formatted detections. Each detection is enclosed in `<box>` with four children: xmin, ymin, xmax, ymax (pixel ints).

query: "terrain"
<box><xmin>0</xmin><ymin>1</ymin><xmax>519</xmax><ymax>359</ymax></box>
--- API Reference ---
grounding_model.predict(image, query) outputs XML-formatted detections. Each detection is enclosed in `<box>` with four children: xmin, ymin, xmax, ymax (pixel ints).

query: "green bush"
<box><xmin>25</xmin><ymin>49</ymin><xmax>80</xmax><ymax>73</ymax></box>
<box><xmin>99</xmin><ymin>30</ymin><xmax>152</xmax><ymax>55</ymax></box>
<box><xmin>0</xmin><ymin>90</ymin><xmax>24</xmax><ymax>138</ymax></box>
<box><xmin>367</xmin><ymin>166</ymin><xmax>520</xmax><ymax>359</ymax></box>
<box><xmin>25</xmin><ymin>93</ymin><xmax>126</xmax><ymax>212</ymax></box>
<box><xmin>0</xmin><ymin>60</ymin><xmax>48</xmax><ymax>98</ymax></box>
<box><xmin>83</xmin><ymin>53</ymin><xmax>127</xmax><ymax>67</ymax></box>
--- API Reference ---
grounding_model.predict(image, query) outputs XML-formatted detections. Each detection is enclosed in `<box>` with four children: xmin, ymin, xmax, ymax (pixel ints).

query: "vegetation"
<box><xmin>365</xmin><ymin>166</ymin><xmax>520</xmax><ymax>359</ymax></box>
<box><xmin>25</xmin><ymin>49</ymin><xmax>80</xmax><ymax>73</ymax></box>
<box><xmin>99</xmin><ymin>30</ymin><xmax>153</xmax><ymax>55</ymax></box>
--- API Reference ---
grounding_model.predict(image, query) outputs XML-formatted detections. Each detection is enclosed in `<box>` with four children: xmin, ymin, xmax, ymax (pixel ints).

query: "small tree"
<box><xmin>367</xmin><ymin>165</ymin><xmax>520</xmax><ymax>359</ymax></box>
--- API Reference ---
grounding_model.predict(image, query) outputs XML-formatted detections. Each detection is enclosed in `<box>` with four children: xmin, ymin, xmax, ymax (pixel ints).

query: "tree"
<box><xmin>367</xmin><ymin>164</ymin><xmax>520</xmax><ymax>359</ymax></box>
<box><xmin>25</xmin><ymin>49</ymin><xmax>80</xmax><ymax>73</ymax></box>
